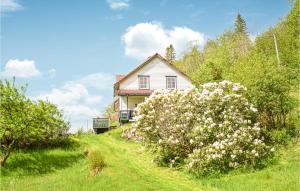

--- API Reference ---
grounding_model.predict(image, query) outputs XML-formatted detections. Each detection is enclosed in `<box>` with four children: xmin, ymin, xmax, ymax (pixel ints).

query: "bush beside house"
<box><xmin>126</xmin><ymin>81</ymin><xmax>275</xmax><ymax>176</ymax></box>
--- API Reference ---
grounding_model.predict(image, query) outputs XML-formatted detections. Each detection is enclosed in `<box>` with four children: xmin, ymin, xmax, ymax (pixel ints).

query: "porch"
<box><xmin>117</xmin><ymin>95</ymin><xmax>147</xmax><ymax>123</ymax></box>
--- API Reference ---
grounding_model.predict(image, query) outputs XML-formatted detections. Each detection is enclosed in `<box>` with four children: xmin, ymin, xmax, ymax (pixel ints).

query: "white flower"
<box><xmin>188</xmin><ymin>162</ymin><xmax>194</xmax><ymax>169</ymax></box>
<box><xmin>250</xmin><ymin>106</ymin><xmax>258</xmax><ymax>113</ymax></box>
<box><xmin>213</xmin><ymin>142</ymin><xmax>219</xmax><ymax>147</ymax></box>
<box><xmin>232</xmin><ymin>85</ymin><xmax>240</xmax><ymax>91</ymax></box>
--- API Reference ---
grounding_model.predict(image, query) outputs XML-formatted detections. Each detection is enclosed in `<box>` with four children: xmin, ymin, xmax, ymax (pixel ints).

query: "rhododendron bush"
<box><xmin>127</xmin><ymin>81</ymin><xmax>274</xmax><ymax>175</ymax></box>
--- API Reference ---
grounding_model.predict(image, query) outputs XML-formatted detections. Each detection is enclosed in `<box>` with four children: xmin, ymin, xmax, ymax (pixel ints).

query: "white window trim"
<box><xmin>138</xmin><ymin>75</ymin><xmax>150</xmax><ymax>89</ymax></box>
<box><xmin>166</xmin><ymin>76</ymin><xmax>177</xmax><ymax>89</ymax></box>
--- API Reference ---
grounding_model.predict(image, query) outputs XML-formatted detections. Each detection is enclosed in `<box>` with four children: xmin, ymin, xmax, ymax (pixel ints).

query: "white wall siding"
<box><xmin>119</xmin><ymin>96</ymin><xmax>146</xmax><ymax>110</ymax></box>
<box><xmin>119</xmin><ymin>58</ymin><xmax>193</xmax><ymax>90</ymax></box>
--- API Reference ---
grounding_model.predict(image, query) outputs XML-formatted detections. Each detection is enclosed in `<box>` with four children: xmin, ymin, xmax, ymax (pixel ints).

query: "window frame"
<box><xmin>166</xmin><ymin>76</ymin><xmax>177</xmax><ymax>89</ymax></box>
<box><xmin>138</xmin><ymin>75</ymin><xmax>150</xmax><ymax>89</ymax></box>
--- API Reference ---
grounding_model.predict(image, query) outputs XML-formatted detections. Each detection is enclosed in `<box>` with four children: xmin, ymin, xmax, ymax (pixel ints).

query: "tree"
<box><xmin>175</xmin><ymin>46</ymin><xmax>203</xmax><ymax>76</ymax></box>
<box><xmin>103</xmin><ymin>103</ymin><xmax>114</xmax><ymax>118</ymax></box>
<box><xmin>0</xmin><ymin>79</ymin><xmax>70</xmax><ymax>166</ymax></box>
<box><xmin>234</xmin><ymin>13</ymin><xmax>247</xmax><ymax>34</ymax></box>
<box><xmin>165</xmin><ymin>44</ymin><xmax>176</xmax><ymax>64</ymax></box>
<box><xmin>176</xmin><ymin>1</ymin><xmax>298</xmax><ymax>132</ymax></box>
<box><xmin>255</xmin><ymin>0</ymin><xmax>299</xmax><ymax>81</ymax></box>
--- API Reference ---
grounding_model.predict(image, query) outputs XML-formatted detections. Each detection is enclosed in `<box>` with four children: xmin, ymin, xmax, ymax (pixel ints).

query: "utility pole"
<box><xmin>273</xmin><ymin>34</ymin><xmax>280</xmax><ymax>65</ymax></box>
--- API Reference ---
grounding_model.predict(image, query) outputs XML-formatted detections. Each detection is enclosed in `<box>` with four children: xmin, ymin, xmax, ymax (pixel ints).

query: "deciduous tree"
<box><xmin>0</xmin><ymin>79</ymin><xmax>69</xmax><ymax>166</ymax></box>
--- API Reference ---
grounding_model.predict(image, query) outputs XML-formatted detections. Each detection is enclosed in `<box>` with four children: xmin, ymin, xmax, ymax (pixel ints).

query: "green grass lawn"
<box><xmin>1</xmin><ymin>127</ymin><xmax>299</xmax><ymax>191</ymax></box>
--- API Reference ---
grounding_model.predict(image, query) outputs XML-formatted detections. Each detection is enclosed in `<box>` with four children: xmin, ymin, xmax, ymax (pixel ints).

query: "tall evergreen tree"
<box><xmin>165</xmin><ymin>44</ymin><xmax>176</xmax><ymax>64</ymax></box>
<box><xmin>234</xmin><ymin>13</ymin><xmax>247</xmax><ymax>34</ymax></box>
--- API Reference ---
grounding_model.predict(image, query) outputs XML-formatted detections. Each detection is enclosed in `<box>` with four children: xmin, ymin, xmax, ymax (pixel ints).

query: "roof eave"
<box><xmin>118</xmin><ymin>93</ymin><xmax>151</xmax><ymax>96</ymax></box>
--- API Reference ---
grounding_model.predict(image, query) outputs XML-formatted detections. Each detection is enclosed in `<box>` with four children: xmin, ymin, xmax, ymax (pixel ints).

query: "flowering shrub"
<box><xmin>131</xmin><ymin>81</ymin><xmax>274</xmax><ymax>175</ymax></box>
<box><xmin>122</xmin><ymin>126</ymin><xmax>143</xmax><ymax>141</ymax></box>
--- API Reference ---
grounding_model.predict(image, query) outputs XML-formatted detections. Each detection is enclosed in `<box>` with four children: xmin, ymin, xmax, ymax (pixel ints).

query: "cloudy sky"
<box><xmin>0</xmin><ymin>0</ymin><xmax>291</xmax><ymax>131</ymax></box>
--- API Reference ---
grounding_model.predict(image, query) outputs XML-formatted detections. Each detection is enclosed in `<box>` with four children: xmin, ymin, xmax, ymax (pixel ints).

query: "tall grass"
<box><xmin>0</xmin><ymin>129</ymin><xmax>299</xmax><ymax>191</ymax></box>
<box><xmin>87</xmin><ymin>148</ymin><xmax>105</xmax><ymax>176</ymax></box>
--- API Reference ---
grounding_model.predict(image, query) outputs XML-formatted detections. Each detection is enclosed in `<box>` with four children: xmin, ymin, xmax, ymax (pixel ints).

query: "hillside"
<box><xmin>1</xmin><ymin>127</ymin><xmax>299</xmax><ymax>191</ymax></box>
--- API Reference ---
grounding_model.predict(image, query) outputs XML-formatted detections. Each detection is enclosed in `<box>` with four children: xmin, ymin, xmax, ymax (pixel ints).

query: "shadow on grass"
<box><xmin>1</xmin><ymin>146</ymin><xmax>84</xmax><ymax>177</ymax></box>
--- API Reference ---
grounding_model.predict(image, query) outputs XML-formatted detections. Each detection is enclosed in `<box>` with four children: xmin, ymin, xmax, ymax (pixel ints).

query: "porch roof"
<box><xmin>116</xmin><ymin>89</ymin><xmax>153</xmax><ymax>96</ymax></box>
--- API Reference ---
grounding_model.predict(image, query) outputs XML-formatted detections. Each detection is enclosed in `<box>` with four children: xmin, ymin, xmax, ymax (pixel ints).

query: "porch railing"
<box><xmin>119</xmin><ymin>110</ymin><xmax>134</xmax><ymax>122</ymax></box>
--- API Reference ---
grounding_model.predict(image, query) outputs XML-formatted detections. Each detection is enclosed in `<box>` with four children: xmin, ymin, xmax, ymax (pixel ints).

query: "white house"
<box><xmin>113</xmin><ymin>53</ymin><xmax>194</xmax><ymax>122</ymax></box>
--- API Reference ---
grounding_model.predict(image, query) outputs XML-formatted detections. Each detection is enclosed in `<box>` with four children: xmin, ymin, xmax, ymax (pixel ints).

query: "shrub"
<box><xmin>75</xmin><ymin>127</ymin><xmax>85</xmax><ymax>137</ymax></box>
<box><xmin>132</xmin><ymin>81</ymin><xmax>274</xmax><ymax>175</ymax></box>
<box><xmin>110</xmin><ymin>120</ymin><xmax>120</xmax><ymax>128</ymax></box>
<box><xmin>0</xmin><ymin>79</ymin><xmax>70</xmax><ymax>166</ymax></box>
<box><xmin>87</xmin><ymin>149</ymin><xmax>105</xmax><ymax>176</ymax></box>
<box><xmin>122</xmin><ymin>126</ymin><xmax>142</xmax><ymax>141</ymax></box>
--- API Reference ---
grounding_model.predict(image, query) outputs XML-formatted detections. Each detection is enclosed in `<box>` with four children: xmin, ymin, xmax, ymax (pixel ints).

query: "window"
<box><xmin>138</xmin><ymin>75</ymin><xmax>150</xmax><ymax>89</ymax></box>
<box><xmin>166</xmin><ymin>76</ymin><xmax>177</xmax><ymax>89</ymax></box>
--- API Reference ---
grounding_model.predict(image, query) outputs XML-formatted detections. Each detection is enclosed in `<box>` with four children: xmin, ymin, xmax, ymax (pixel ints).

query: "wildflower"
<box><xmin>188</xmin><ymin>162</ymin><xmax>194</xmax><ymax>169</ymax></box>
<box><xmin>250</xmin><ymin>106</ymin><xmax>258</xmax><ymax>113</ymax></box>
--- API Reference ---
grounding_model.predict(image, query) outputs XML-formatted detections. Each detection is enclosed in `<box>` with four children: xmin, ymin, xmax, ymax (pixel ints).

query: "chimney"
<box><xmin>116</xmin><ymin>75</ymin><xmax>125</xmax><ymax>83</ymax></box>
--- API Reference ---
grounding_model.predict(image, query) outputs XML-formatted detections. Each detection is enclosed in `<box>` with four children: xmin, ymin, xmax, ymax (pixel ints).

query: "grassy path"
<box><xmin>1</xmin><ymin>128</ymin><xmax>299</xmax><ymax>191</ymax></box>
<box><xmin>78</xmin><ymin>129</ymin><xmax>215</xmax><ymax>191</ymax></box>
<box><xmin>0</xmin><ymin>129</ymin><xmax>214</xmax><ymax>191</ymax></box>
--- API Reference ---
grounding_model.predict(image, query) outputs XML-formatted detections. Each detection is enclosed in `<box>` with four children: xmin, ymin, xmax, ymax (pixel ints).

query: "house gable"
<box><xmin>117</xmin><ymin>54</ymin><xmax>193</xmax><ymax>90</ymax></box>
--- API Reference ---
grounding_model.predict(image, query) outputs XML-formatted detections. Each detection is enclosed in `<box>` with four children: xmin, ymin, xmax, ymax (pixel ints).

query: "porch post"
<box><xmin>126</xmin><ymin>96</ymin><xmax>128</xmax><ymax>111</ymax></box>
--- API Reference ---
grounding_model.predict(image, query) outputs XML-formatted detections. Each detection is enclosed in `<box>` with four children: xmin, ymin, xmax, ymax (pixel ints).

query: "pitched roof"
<box><xmin>114</xmin><ymin>53</ymin><xmax>191</xmax><ymax>86</ymax></box>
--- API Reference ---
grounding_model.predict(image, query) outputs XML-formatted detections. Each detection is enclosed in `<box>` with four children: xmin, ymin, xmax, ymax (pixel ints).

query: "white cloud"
<box><xmin>74</xmin><ymin>73</ymin><xmax>114</xmax><ymax>90</ymax></box>
<box><xmin>107</xmin><ymin>0</ymin><xmax>129</xmax><ymax>10</ymax></box>
<box><xmin>34</xmin><ymin>73</ymin><xmax>114</xmax><ymax>131</ymax></box>
<box><xmin>0</xmin><ymin>59</ymin><xmax>41</xmax><ymax>78</ymax></box>
<box><xmin>0</xmin><ymin>0</ymin><xmax>22</xmax><ymax>12</ymax></box>
<box><xmin>48</xmin><ymin>69</ymin><xmax>56</xmax><ymax>78</ymax></box>
<box><xmin>122</xmin><ymin>22</ymin><xmax>205</xmax><ymax>60</ymax></box>
<box><xmin>36</xmin><ymin>83</ymin><xmax>103</xmax><ymax>113</ymax></box>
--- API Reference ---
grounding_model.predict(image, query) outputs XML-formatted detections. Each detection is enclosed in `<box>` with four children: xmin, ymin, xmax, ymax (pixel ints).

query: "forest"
<box><xmin>170</xmin><ymin>0</ymin><xmax>299</xmax><ymax>142</ymax></box>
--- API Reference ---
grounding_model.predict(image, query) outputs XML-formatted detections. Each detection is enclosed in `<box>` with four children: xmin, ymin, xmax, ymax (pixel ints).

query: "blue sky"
<box><xmin>0</xmin><ymin>0</ymin><xmax>292</xmax><ymax>131</ymax></box>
